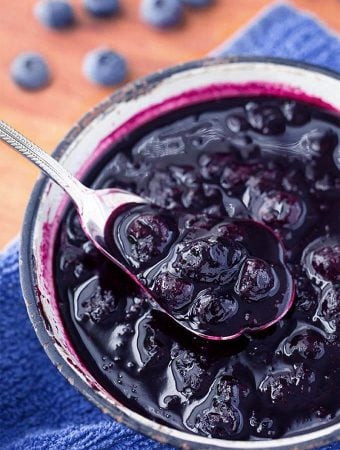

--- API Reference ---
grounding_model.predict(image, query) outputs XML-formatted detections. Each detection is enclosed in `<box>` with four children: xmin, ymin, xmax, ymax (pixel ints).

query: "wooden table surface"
<box><xmin>0</xmin><ymin>0</ymin><xmax>339</xmax><ymax>249</ymax></box>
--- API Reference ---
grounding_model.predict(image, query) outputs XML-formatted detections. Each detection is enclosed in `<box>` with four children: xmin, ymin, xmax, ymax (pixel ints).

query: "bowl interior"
<box><xmin>21</xmin><ymin>58</ymin><xmax>340</xmax><ymax>450</ymax></box>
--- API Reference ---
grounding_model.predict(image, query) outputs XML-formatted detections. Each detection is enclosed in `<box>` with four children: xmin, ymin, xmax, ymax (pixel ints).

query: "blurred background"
<box><xmin>0</xmin><ymin>0</ymin><xmax>339</xmax><ymax>249</ymax></box>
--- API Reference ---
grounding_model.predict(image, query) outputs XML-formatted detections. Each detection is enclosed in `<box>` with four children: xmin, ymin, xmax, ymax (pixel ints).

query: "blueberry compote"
<box><xmin>107</xmin><ymin>206</ymin><xmax>294</xmax><ymax>338</ymax></box>
<box><xmin>55</xmin><ymin>97</ymin><xmax>340</xmax><ymax>440</ymax></box>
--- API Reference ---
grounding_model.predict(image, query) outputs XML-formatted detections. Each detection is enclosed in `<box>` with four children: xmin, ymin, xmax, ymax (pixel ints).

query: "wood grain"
<box><xmin>0</xmin><ymin>0</ymin><xmax>339</xmax><ymax>249</ymax></box>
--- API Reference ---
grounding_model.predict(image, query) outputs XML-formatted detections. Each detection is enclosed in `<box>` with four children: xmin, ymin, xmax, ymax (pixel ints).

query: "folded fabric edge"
<box><xmin>209</xmin><ymin>0</ymin><xmax>340</xmax><ymax>57</ymax></box>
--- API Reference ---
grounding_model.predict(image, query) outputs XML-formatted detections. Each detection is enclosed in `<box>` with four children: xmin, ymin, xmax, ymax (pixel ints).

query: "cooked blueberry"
<box><xmin>226</xmin><ymin>115</ymin><xmax>249</xmax><ymax>133</ymax></box>
<box><xmin>317</xmin><ymin>284</ymin><xmax>340</xmax><ymax>333</ymax></box>
<box><xmin>196</xmin><ymin>406</ymin><xmax>242</xmax><ymax>438</ymax></box>
<box><xmin>282</xmin><ymin>101</ymin><xmax>310</xmax><ymax>125</ymax></box>
<box><xmin>300</xmin><ymin>128</ymin><xmax>338</xmax><ymax>158</ymax></box>
<box><xmin>75</xmin><ymin>279</ymin><xmax>117</xmax><ymax>324</ymax></box>
<box><xmin>171</xmin><ymin>347</ymin><xmax>206</xmax><ymax>394</ymax></box>
<box><xmin>235</xmin><ymin>258</ymin><xmax>275</xmax><ymax>301</ymax></box>
<box><xmin>190</xmin><ymin>289</ymin><xmax>238</xmax><ymax>325</ymax></box>
<box><xmin>250</xmin><ymin>415</ymin><xmax>281</xmax><ymax>438</ymax></box>
<box><xmin>153</xmin><ymin>272</ymin><xmax>193</xmax><ymax>312</ymax></box>
<box><xmin>221</xmin><ymin>163</ymin><xmax>260</xmax><ymax>189</ymax></box>
<box><xmin>303</xmin><ymin>236</ymin><xmax>340</xmax><ymax>284</ymax></box>
<box><xmin>312</xmin><ymin>246</ymin><xmax>340</xmax><ymax>283</ymax></box>
<box><xmin>147</xmin><ymin>171</ymin><xmax>181</xmax><ymax>209</ymax></box>
<box><xmin>34</xmin><ymin>0</ymin><xmax>75</xmax><ymax>29</ymax></box>
<box><xmin>126</xmin><ymin>213</ymin><xmax>175</xmax><ymax>263</ymax></box>
<box><xmin>140</xmin><ymin>0</ymin><xmax>183</xmax><ymax>28</ymax></box>
<box><xmin>10</xmin><ymin>52</ymin><xmax>50</xmax><ymax>90</ymax></box>
<box><xmin>199</xmin><ymin>152</ymin><xmax>233</xmax><ymax>179</ymax></box>
<box><xmin>83</xmin><ymin>0</ymin><xmax>120</xmax><ymax>17</ymax></box>
<box><xmin>246</xmin><ymin>103</ymin><xmax>286</xmax><ymax>135</ymax></box>
<box><xmin>246</xmin><ymin>184</ymin><xmax>305</xmax><ymax>230</ymax></box>
<box><xmin>283</xmin><ymin>328</ymin><xmax>325</xmax><ymax>360</ymax></box>
<box><xmin>172</xmin><ymin>236</ymin><xmax>247</xmax><ymax>283</ymax></box>
<box><xmin>82</xmin><ymin>48</ymin><xmax>127</xmax><ymax>86</ymax></box>
<box><xmin>259</xmin><ymin>364</ymin><xmax>317</xmax><ymax>410</ymax></box>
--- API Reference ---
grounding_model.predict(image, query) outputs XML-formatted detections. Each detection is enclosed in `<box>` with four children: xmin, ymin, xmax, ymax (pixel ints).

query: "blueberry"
<box><xmin>246</xmin><ymin>184</ymin><xmax>305</xmax><ymax>230</ymax></box>
<box><xmin>34</xmin><ymin>0</ymin><xmax>75</xmax><ymax>29</ymax></box>
<box><xmin>199</xmin><ymin>152</ymin><xmax>233</xmax><ymax>179</ymax></box>
<box><xmin>153</xmin><ymin>272</ymin><xmax>194</xmax><ymax>312</ymax></box>
<box><xmin>10</xmin><ymin>52</ymin><xmax>51</xmax><ymax>90</ymax></box>
<box><xmin>311</xmin><ymin>245</ymin><xmax>340</xmax><ymax>283</ymax></box>
<box><xmin>196</xmin><ymin>406</ymin><xmax>242</xmax><ymax>438</ymax></box>
<box><xmin>83</xmin><ymin>0</ymin><xmax>120</xmax><ymax>17</ymax></box>
<box><xmin>140</xmin><ymin>0</ymin><xmax>183</xmax><ymax>29</ymax></box>
<box><xmin>126</xmin><ymin>213</ymin><xmax>175</xmax><ymax>264</ymax></box>
<box><xmin>283</xmin><ymin>329</ymin><xmax>325</xmax><ymax>360</ymax></box>
<box><xmin>83</xmin><ymin>48</ymin><xmax>127</xmax><ymax>86</ymax></box>
<box><xmin>235</xmin><ymin>258</ymin><xmax>275</xmax><ymax>301</ymax></box>
<box><xmin>75</xmin><ymin>280</ymin><xmax>117</xmax><ymax>323</ymax></box>
<box><xmin>246</xmin><ymin>102</ymin><xmax>286</xmax><ymax>135</ymax></box>
<box><xmin>226</xmin><ymin>115</ymin><xmax>249</xmax><ymax>133</ymax></box>
<box><xmin>259</xmin><ymin>364</ymin><xmax>317</xmax><ymax>410</ymax></box>
<box><xmin>300</xmin><ymin>129</ymin><xmax>338</xmax><ymax>158</ymax></box>
<box><xmin>181</xmin><ymin>0</ymin><xmax>213</xmax><ymax>6</ymax></box>
<box><xmin>282</xmin><ymin>101</ymin><xmax>310</xmax><ymax>126</ymax></box>
<box><xmin>172</xmin><ymin>237</ymin><xmax>247</xmax><ymax>284</ymax></box>
<box><xmin>190</xmin><ymin>289</ymin><xmax>238</xmax><ymax>325</ymax></box>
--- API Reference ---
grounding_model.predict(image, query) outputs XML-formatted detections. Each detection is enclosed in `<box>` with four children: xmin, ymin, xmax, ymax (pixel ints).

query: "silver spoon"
<box><xmin>0</xmin><ymin>119</ymin><xmax>228</xmax><ymax>341</ymax></box>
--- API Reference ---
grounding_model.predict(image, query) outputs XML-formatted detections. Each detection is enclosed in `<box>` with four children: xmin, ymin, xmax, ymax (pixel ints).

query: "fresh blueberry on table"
<box><xmin>181</xmin><ymin>0</ymin><xmax>213</xmax><ymax>7</ymax></box>
<box><xmin>140</xmin><ymin>0</ymin><xmax>183</xmax><ymax>29</ymax></box>
<box><xmin>34</xmin><ymin>0</ymin><xmax>75</xmax><ymax>29</ymax></box>
<box><xmin>10</xmin><ymin>52</ymin><xmax>51</xmax><ymax>90</ymax></box>
<box><xmin>83</xmin><ymin>0</ymin><xmax>120</xmax><ymax>18</ymax></box>
<box><xmin>82</xmin><ymin>48</ymin><xmax>127</xmax><ymax>86</ymax></box>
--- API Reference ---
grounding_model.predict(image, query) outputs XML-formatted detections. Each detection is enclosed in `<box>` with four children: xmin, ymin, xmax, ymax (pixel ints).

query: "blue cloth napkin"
<box><xmin>1</xmin><ymin>3</ymin><xmax>339</xmax><ymax>449</ymax></box>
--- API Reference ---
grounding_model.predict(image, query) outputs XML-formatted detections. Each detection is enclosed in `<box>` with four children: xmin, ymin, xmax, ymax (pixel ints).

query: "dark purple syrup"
<box><xmin>55</xmin><ymin>97</ymin><xmax>340</xmax><ymax>440</ymax></box>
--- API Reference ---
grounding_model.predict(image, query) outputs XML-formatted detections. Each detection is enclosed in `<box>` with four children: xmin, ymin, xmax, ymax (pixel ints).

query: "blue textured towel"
<box><xmin>1</xmin><ymin>3</ymin><xmax>339</xmax><ymax>449</ymax></box>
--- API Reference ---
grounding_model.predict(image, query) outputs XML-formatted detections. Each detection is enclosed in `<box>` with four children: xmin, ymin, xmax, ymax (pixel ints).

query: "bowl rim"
<box><xmin>20</xmin><ymin>56</ymin><xmax>340</xmax><ymax>450</ymax></box>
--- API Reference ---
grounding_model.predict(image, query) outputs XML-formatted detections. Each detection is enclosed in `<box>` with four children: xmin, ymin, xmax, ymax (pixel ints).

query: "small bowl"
<box><xmin>20</xmin><ymin>57</ymin><xmax>340</xmax><ymax>450</ymax></box>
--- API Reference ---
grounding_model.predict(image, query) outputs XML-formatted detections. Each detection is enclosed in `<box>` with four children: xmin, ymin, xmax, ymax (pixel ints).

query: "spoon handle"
<box><xmin>0</xmin><ymin>120</ymin><xmax>86</xmax><ymax>204</ymax></box>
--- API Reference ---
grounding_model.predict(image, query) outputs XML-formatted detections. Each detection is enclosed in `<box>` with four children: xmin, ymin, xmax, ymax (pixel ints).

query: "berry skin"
<box><xmin>34</xmin><ymin>0</ymin><xmax>75</xmax><ymax>29</ymax></box>
<box><xmin>83</xmin><ymin>0</ymin><xmax>120</xmax><ymax>17</ymax></box>
<box><xmin>126</xmin><ymin>213</ymin><xmax>175</xmax><ymax>264</ymax></box>
<box><xmin>172</xmin><ymin>236</ymin><xmax>247</xmax><ymax>284</ymax></box>
<box><xmin>282</xmin><ymin>101</ymin><xmax>310</xmax><ymax>126</ymax></box>
<box><xmin>303</xmin><ymin>236</ymin><xmax>340</xmax><ymax>284</ymax></box>
<box><xmin>246</xmin><ymin>103</ymin><xmax>286</xmax><ymax>135</ymax></box>
<box><xmin>311</xmin><ymin>245</ymin><xmax>340</xmax><ymax>283</ymax></box>
<box><xmin>10</xmin><ymin>52</ymin><xmax>51</xmax><ymax>90</ymax></box>
<box><xmin>82</xmin><ymin>48</ymin><xmax>127</xmax><ymax>86</ymax></box>
<box><xmin>300</xmin><ymin>129</ymin><xmax>338</xmax><ymax>158</ymax></box>
<box><xmin>181</xmin><ymin>0</ymin><xmax>213</xmax><ymax>7</ymax></box>
<box><xmin>235</xmin><ymin>258</ymin><xmax>275</xmax><ymax>302</ymax></box>
<box><xmin>153</xmin><ymin>272</ymin><xmax>193</xmax><ymax>312</ymax></box>
<box><xmin>140</xmin><ymin>0</ymin><xmax>183</xmax><ymax>29</ymax></box>
<box><xmin>283</xmin><ymin>328</ymin><xmax>325</xmax><ymax>360</ymax></box>
<box><xmin>190</xmin><ymin>289</ymin><xmax>238</xmax><ymax>325</ymax></box>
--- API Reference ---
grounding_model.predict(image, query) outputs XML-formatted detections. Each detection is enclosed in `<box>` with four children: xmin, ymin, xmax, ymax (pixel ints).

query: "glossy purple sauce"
<box><xmin>54</xmin><ymin>96</ymin><xmax>339</xmax><ymax>440</ymax></box>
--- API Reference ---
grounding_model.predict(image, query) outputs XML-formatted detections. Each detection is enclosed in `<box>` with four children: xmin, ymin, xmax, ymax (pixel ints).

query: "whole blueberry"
<box><xmin>10</xmin><ymin>52</ymin><xmax>51</xmax><ymax>90</ymax></box>
<box><xmin>83</xmin><ymin>0</ymin><xmax>120</xmax><ymax>17</ymax></box>
<box><xmin>140</xmin><ymin>0</ymin><xmax>183</xmax><ymax>29</ymax></box>
<box><xmin>82</xmin><ymin>48</ymin><xmax>127</xmax><ymax>86</ymax></box>
<box><xmin>181</xmin><ymin>0</ymin><xmax>213</xmax><ymax>7</ymax></box>
<box><xmin>34</xmin><ymin>0</ymin><xmax>75</xmax><ymax>29</ymax></box>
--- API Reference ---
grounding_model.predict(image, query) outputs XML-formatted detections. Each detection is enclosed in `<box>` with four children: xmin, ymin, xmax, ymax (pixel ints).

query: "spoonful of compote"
<box><xmin>0</xmin><ymin>120</ymin><xmax>295</xmax><ymax>340</ymax></box>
